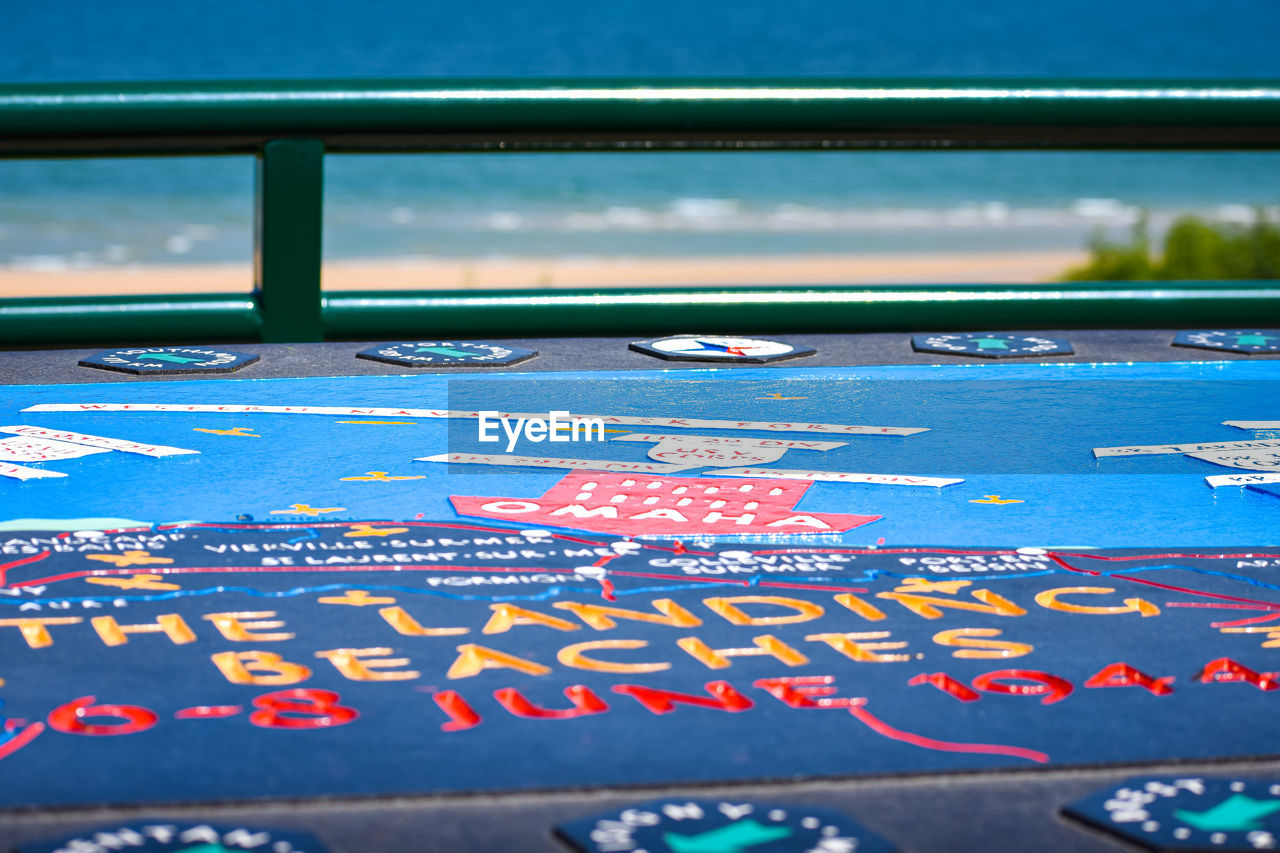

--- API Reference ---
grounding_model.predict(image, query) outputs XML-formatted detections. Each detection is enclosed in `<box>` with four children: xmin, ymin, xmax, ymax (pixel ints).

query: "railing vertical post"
<box><xmin>255</xmin><ymin>139</ymin><xmax>325</xmax><ymax>342</ymax></box>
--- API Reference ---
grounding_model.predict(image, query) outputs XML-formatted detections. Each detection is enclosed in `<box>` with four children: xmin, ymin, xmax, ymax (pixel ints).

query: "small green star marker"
<box><xmin>912</xmin><ymin>332</ymin><xmax>1073</xmax><ymax>359</ymax></box>
<box><xmin>356</xmin><ymin>341</ymin><xmax>537</xmax><ymax>368</ymax></box>
<box><xmin>1173</xmin><ymin>329</ymin><xmax>1280</xmax><ymax>354</ymax></box>
<box><xmin>556</xmin><ymin>798</ymin><xmax>897</xmax><ymax>853</ymax></box>
<box><xmin>1065</xmin><ymin>776</ymin><xmax>1280</xmax><ymax>850</ymax></box>
<box><xmin>415</xmin><ymin>345</ymin><xmax>479</xmax><ymax>357</ymax></box>
<box><xmin>1175</xmin><ymin>794</ymin><xmax>1280</xmax><ymax>832</ymax></box>
<box><xmin>137</xmin><ymin>352</ymin><xmax>204</xmax><ymax>364</ymax></box>
<box><xmin>664</xmin><ymin>819</ymin><xmax>793</xmax><ymax>853</ymax></box>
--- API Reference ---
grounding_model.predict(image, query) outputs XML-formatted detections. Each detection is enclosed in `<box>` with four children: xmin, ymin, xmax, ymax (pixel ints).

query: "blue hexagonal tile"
<box><xmin>557</xmin><ymin>798</ymin><xmax>897</xmax><ymax>853</ymax></box>
<box><xmin>17</xmin><ymin>821</ymin><xmax>330</xmax><ymax>852</ymax></box>
<box><xmin>79</xmin><ymin>346</ymin><xmax>260</xmax><ymax>375</ymax></box>
<box><xmin>1063</xmin><ymin>776</ymin><xmax>1280</xmax><ymax>850</ymax></box>
<box><xmin>356</xmin><ymin>341</ymin><xmax>537</xmax><ymax>368</ymax></box>
<box><xmin>1173</xmin><ymin>330</ymin><xmax>1280</xmax><ymax>355</ymax></box>
<box><xmin>912</xmin><ymin>332</ymin><xmax>1074</xmax><ymax>359</ymax></box>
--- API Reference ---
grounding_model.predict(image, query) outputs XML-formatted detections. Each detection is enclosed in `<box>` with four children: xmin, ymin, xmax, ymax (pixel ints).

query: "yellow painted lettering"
<box><xmin>211</xmin><ymin>650</ymin><xmax>311</xmax><ymax>685</ymax></box>
<box><xmin>91</xmin><ymin>614</ymin><xmax>196</xmax><ymax>647</ymax></box>
<box><xmin>378</xmin><ymin>606</ymin><xmax>468</xmax><ymax>637</ymax></box>
<box><xmin>1034</xmin><ymin>587</ymin><xmax>1160</xmax><ymax>617</ymax></box>
<box><xmin>552</xmin><ymin>599</ymin><xmax>701</xmax><ymax>631</ymax></box>
<box><xmin>202</xmin><ymin>611</ymin><xmax>294</xmax><ymax>641</ymax></box>
<box><xmin>875</xmin><ymin>588</ymin><xmax>1026</xmax><ymax>620</ymax></box>
<box><xmin>704</xmin><ymin>595</ymin><xmax>824</xmax><ymax>626</ymax></box>
<box><xmin>315</xmin><ymin>647</ymin><xmax>420</xmax><ymax>681</ymax></box>
<box><xmin>677</xmin><ymin>634</ymin><xmax>809</xmax><ymax>669</ymax></box>
<box><xmin>558</xmin><ymin>639</ymin><xmax>670</xmax><ymax>673</ymax></box>
<box><xmin>833</xmin><ymin>593</ymin><xmax>887</xmax><ymax>622</ymax></box>
<box><xmin>482</xmin><ymin>603</ymin><xmax>579</xmax><ymax>635</ymax></box>
<box><xmin>806</xmin><ymin>631</ymin><xmax>910</xmax><ymax>662</ymax></box>
<box><xmin>0</xmin><ymin>617</ymin><xmax>82</xmax><ymax>649</ymax></box>
<box><xmin>447</xmin><ymin>643</ymin><xmax>551</xmax><ymax>679</ymax></box>
<box><xmin>932</xmin><ymin>627</ymin><xmax>1033</xmax><ymax>659</ymax></box>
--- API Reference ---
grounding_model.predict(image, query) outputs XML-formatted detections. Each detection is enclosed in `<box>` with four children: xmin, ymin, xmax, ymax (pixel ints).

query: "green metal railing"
<box><xmin>3</xmin><ymin>78</ymin><xmax>1280</xmax><ymax>345</ymax></box>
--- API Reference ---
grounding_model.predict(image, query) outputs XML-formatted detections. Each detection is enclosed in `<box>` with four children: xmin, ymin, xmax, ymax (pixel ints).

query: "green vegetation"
<box><xmin>1061</xmin><ymin>211</ymin><xmax>1280</xmax><ymax>281</ymax></box>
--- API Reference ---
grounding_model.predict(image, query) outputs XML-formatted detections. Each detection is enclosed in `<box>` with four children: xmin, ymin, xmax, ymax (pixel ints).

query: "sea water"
<box><xmin>2</xmin><ymin>0</ymin><xmax>1280</xmax><ymax>271</ymax></box>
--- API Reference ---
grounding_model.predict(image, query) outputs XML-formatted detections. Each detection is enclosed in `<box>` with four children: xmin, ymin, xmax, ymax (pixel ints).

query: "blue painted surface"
<box><xmin>3</xmin><ymin>361</ymin><xmax>1279</xmax><ymax>547</ymax></box>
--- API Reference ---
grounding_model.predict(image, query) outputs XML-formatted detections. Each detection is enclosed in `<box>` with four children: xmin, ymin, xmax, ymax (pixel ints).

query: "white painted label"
<box><xmin>611</xmin><ymin>433</ymin><xmax>847</xmax><ymax>450</ymax></box>
<box><xmin>416</xmin><ymin>453</ymin><xmax>694</xmax><ymax>473</ymax></box>
<box><xmin>0</xmin><ymin>436</ymin><xmax>110</xmax><ymax>463</ymax></box>
<box><xmin>644</xmin><ymin>440</ymin><xmax>789</xmax><ymax>467</ymax></box>
<box><xmin>0</xmin><ymin>462</ymin><xmax>68</xmax><ymax>481</ymax></box>
<box><xmin>702</xmin><ymin>466</ymin><xmax>964</xmax><ymax>487</ymax></box>
<box><xmin>1093</xmin><ymin>439</ymin><xmax>1280</xmax><ymax>458</ymax></box>
<box><xmin>1188</xmin><ymin>449</ymin><xmax>1280</xmax><ymax>471</ymax></box>
<box><xmin>1205</xmin><ymin>472</ymin><xmax>1280</xmax><ymax>487</ymax></box>
<box><xmin>0</xmin><ymin>425</ymin><xmax>199</xmax><ymax>457</ymax></box>
<box><xmin>21</xmin><ymin>404</ymin><xmax>928</xmax><ymax>436</ymax></box>
<box><xmin>1223</xmin><ymin>421</ymin><xmax>1280</xmax><ymax>430</ymax></box>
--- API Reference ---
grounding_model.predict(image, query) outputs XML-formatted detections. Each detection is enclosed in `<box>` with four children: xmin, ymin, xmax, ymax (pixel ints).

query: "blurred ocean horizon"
<box><xmin>2</xmin><ymin>0</ymin><xmax>1280</xmax><ymax>272</ymax></box>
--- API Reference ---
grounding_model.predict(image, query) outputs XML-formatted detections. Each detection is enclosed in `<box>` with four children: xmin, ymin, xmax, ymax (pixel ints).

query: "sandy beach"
<box><xmin>0</xmin><ymin>249</ymin><xmax>1086</xmax><ymax>298</ymax></box>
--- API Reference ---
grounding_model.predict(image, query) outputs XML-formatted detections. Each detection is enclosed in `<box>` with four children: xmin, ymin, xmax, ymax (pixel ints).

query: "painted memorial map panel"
<box><xmin>0</xmin><ymin>361</ymin><xmax>1278</xmax><ymax>807</ymax></box>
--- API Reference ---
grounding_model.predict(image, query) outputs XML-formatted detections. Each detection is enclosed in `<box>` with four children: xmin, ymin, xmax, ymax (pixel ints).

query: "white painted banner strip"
<box><xmin>0</xmin><ymin>461</ymin><xmax>68</xmax><ymax>481</ymax></box>
<box><xmin>1223</xmin><ymin>421</ymin><xmax>1280</xmax><ymax>430</ymax></box>
<box><xmin>1187</xmin><ymin>449</ymin><xmax>1280</xmax><ymax>471</ymax></box>
<box><xmin>0</xmin><ymin>425</ymin><xmax>198</xmax><ymax>457</ymax></box>
<box><xmin>21</xmin><ymin>404</ymin><xmax>927</xmax><ymax>436</ymax></box>
<box><xmin>1093</xmin><ymin>438</ymin><xmax>1280</xmax><ymax>458</ymax></box>
<box><xmin>1206</xmin><ymin>472</ymin><xmax>1280</xmax><ymax>487</ymax></box>
<box><xmin>702</xmin><ymin>466</ymin><xmax>964</xmax><ymax>487</ymax></box>
<box><xmin>416</xmin><ymin>452</ymin><xmax>694</xmax><ymax>473</ymax></box>
<box><xmin>0</xmin><ymin>437</ymin><xmax>110</xmax><ymax>463</ymax></box>
<box><xmin>611</xmin><ymin>433</ymin><xmax>847</xmax><ymax>450</ymax></box>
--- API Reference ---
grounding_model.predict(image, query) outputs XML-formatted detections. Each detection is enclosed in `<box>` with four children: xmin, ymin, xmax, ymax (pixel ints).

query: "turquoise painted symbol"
<box><xmin>1175</xmin><ymin>794</ymin><xmax>1280</xmax><ymax>832</ymax></box>
<box><xmin>974</xmin><ymin>337</ymin><xmax>1010</xmax><ymax>350</ymax></box>
<box><xmin>663</xmin><ymin>819</ymin><xmax>793</xmax><ymax>853</ymax></box>
<box><xmin>181</xmin><ymin>845</ymin><xmax>236</xmax><ymax>853</ymax></box>
<box><xmin>1236</xmin><ymin>334</ymin><xmax>1278</xmax><ymax>346</ymax></box>
<box><xmin>415</xmin><ymin>346</ymin><xmax>478</xmax><ymax>357</ymax></box>
<box><xmin>138</xmin><ymin>353</ymin><xmax>203</xmax><ymax>364</ymax></box>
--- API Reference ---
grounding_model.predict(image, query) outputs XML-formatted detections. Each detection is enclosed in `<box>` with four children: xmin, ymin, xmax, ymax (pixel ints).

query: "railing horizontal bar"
<box><xmin>3</xmin><ymin>79</ymin><xmax>1280</xmax><ymax>155</ymax></box>
<box><xmin>0</xmin><ymin>295</ymin><xmax>261</xmax><ymax>346</ymax></box>
<box><xmin>322</xmin><ymin>282</ymin><xmax>1280</xmax><ymax>338</ymax></box>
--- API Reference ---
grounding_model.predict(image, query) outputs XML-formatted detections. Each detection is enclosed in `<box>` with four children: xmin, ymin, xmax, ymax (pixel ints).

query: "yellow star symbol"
<box><xmin>340</xmin><ymin>471</ymin><xmax>425</xmax><ymax>482</ymax></box>
<box><xmin>344</xmin><ymin>524</ymin><xmax>410</xmax><ymax>538</ymax></box>
<box><xmin>970</xmin><ymin>495</ymin><xmax>1024</xmax><ymax>505</ymax></box>
<box><xmin>85</xmin><ymin>551</ymin><xmax>175</xmax><ymax>568</ymax></box>
<box><xmin>270</xmin><ymin>504</ymin><xmax>345</xmax><ymax>516</ymax></box>
<box><xmin>756</xmin><ymin>393</ymin><xmax>808</xmax><ymax>400</ymax></box>
<box><xmin>194</xmin><ymin>426</ymin><xmax>259</xmax><ymax>437</ymax></box>
<box><xmin>895</xmin><ymin>578</ymin><xmax>972</xmax><ymax>594</ymax></box>
<box><xmin>318</xmin><ymin>590</ymin><xmax>397</xmax><ymax>606</ymax></box>
<box><xmin>86</xmin><ymin>573</ymin><xmax>180</xmax><ymax>590</ymax></box>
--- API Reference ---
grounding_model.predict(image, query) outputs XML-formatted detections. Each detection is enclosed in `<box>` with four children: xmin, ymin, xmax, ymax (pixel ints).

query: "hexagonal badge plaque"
<box><xmin>630</xmin><ymin>335</ymin><xmax>815</xmax><ymax>364</ymax></box>
<box><xmin>557</xmin><ymin>798</ymin><xmax>897</xmax><ymax>853</ymax></box>
<box><xmin>911</xmin><ymin>332</ymin><xmax>1074</xmax><ymax>359</ymax></box>
<box><xmin>1062</xmin><ymin>776</ymin><xmax>1280</xmax><ymax>850</ymax></box>
<box><xmin>79</xmin><ymin>346</ymin><xmax>260</xmax><ymax>375</ymax></box>
<box><xmin>1173</xmin><ymin>330</ymin><xmax>1280</xmax><ymax>355</ymax></box>
<box><xmin>17</xmin><ymin>821</ymin><xmax>331</xmax><ymax>853</ymax></box>
<box><xmin>356</xmin><ymin>341</ymin><xmax>537</xmax><ymax>368</ymax></box>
